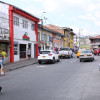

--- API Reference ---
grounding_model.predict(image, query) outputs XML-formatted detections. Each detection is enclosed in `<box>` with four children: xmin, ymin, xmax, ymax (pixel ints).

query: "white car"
<box><xmin>59</xmin><ymin>47</ymin><xmax>73</xmax><ymax>58</ymax></box>
<box><xmin>38</xmin><ymin>50</ymin><xmax>60</xmax><ymax>64</ymax></box>
<box><xmin>79</xmin><ymin>50</ymin><xmax>94</xmax><ymax>62</ymax></box>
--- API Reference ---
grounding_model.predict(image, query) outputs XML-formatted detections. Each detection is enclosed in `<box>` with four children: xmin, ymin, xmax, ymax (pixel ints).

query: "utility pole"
<box><xmin>79</xmin><ymin>29</ymin><xmax>83</xmax><ymax>48</ymax></box>
<box><xmin>41</xmin><ymin>12</ymin><xmax>46</xmax><ymax>50</ymax></box>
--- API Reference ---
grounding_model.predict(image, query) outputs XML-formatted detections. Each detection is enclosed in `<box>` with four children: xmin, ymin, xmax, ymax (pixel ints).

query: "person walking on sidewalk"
<box><xmin>1</xmin><ymin>49</ymin><xmax>6</xmax><ymax>65</ymax></box>
<box><xmin>27</xmin><ymin>48</ymin><xmax>31</xmax><ymax>59</ymax></box>
<box><xmin>0</xmin><ymin>64</ymin><xmax>2</xmax><ymax>92</ymax></box>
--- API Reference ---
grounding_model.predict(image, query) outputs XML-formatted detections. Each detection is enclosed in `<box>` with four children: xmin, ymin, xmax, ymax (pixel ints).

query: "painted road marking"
<box><xmin>36</xmin><ymin>65</ymin><xmax>46</xmax><ymax>68</ymax></box>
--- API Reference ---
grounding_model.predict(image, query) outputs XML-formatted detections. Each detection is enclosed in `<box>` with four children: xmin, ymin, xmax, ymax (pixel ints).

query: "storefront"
<box><xmin>13</xmin><ymin>31</ymin><xmax>38</xmax><ymax>62</ymax></box>
<box><xmin>0</xmin><ymin>28</ymin><xmax>10</xmax><ymax>63</ymax></box>
<box><xmin>9</xmin><ymin>4</ymin><xmax>39</xmax><ymax>62</ymax></box>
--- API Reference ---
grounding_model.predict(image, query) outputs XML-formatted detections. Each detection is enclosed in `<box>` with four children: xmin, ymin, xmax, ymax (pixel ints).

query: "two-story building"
<box><xmin>89</xmin><ymin>35</ymin><xmax>100</xmax><ymax>49</ymax></box>
<box><xmin>0</xmin><ymin>1</ymin><xmax>39</xmax><ymax>63</ymax></box>
<box><xmin>63</xmin><ymin>28</ymin><xmax>75</xmax><ymax>49</ymax></box>
<box><xmin>38</xmin><ymin>24</ymin><xmax>53</xmax><ymax>51</ymax></box>
<box><xmin>38</xmin><ymin>24</ymin><xmax>64</xmax><ymax>52</ymax></box>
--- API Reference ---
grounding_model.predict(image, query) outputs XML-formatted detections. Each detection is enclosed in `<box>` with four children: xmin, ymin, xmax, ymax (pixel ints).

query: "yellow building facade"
<box><xmin>63</xmin><ymin>28</ymin><xmax>75</xmax><ymax>49</ymax></box>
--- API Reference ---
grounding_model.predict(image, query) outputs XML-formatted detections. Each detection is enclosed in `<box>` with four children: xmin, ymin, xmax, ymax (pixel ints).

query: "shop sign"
<box><xmin>22</xmin><ymin>32</ymin><xmax>30</xmax><ymax>41</ymax></box>
<box><xmin>49</xmin><ymin>36</ymin><xmax>53</xmax><ymax>42</ymax></box>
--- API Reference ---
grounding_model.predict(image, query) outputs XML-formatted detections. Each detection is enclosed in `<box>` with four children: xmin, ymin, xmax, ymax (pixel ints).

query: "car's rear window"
<box><xmin>60</xmin><ymin>48</ymin><xmax>70</xmax><ymax>51</ymax></box>
<box><xmin>82</xmin><ymin>50</ymin><xmax>91</xmax><ymax>53</ymax></box>
<box><xmin>40</xmin><ymin>51</ymin><xmax>50</xmax><ymax>54</ymax></box>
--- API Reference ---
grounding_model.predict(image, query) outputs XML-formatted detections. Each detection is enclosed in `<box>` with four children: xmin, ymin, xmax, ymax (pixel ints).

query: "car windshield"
<box><xmin>60</xmin><ymin>48</ymin><xmax>70</xmax><ymax>51</ymax></box>
<box><xmin>40</xmin><ymin>51</ymin><xmax>50</xmax><ymax>54</ymax></box>
<box><xmin>82</xmin><ymin>50</ymin><xmax>91</xmax><ymax>53</ymax></box>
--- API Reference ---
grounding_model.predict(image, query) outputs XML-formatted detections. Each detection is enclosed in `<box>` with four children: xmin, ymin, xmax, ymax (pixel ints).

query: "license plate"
<box><xmin>62</xmin><ymin>55</ymin><xmax>65</xmax><ymax>56</ymax></box>
<box><xmin>84</xmin><ymin>55</ymin><xmax>87</xmax><ymax>56</ymax></box>
<box><xmin>42</xmin><ymin>56</ymin><xmax>46</xmax><ymax>58</ymax></box>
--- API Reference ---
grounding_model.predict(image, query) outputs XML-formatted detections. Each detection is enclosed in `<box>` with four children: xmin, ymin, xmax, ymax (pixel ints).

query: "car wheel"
<box><xmin>38</xmin><ymin>61</ymin><xmax>42</xmax><ymax>64</ymax></box>
<box><xmin>52</xmin><ymin>58</ymin><xmax>55</xmax><ymax>64</ymax></box>
<box><xmin>68</xmin><ymin>55</ymin><xmax>71</xmax><ymax>59</ymax></box>
<box><xmin>91</xmin><ymin>59</ymin><xmax>93</xmax><ymax>62</ymax></box>
<box><xmin>80</xmin><ymin>59</ymin><xmax>82</xmax><ymax>62</ymax></box>
<box><xmin>57</xmin><ymin>57</ymin><xmax>60</xmax><ymax>62</ymax></box>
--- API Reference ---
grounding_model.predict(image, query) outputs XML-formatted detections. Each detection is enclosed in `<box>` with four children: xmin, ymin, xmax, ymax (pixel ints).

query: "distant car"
<box><xmin>59</xmin><ymin>47</ymin><xmax>72</xmax><ymax>58</ymax></box>
<box><xmin>79</xmin><ymin>50</ymin><xmax>94</xmax><ymax>62</ymax></box>
<box><xmin>38</xmin><ymin>50</ymin><xmax>60</xmax><ymax>64</ymax></box>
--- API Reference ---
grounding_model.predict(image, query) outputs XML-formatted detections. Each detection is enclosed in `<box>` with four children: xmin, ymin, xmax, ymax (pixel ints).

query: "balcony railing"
<box><xmin>0</xmin><ymin>28</ymin><xmax>10</xmax><ymax>41</ymax></box>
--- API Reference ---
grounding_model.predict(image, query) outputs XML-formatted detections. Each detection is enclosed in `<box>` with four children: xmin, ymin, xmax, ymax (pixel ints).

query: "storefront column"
<box><xmin>35</xmin><ymin>22</ymin><xmax>38</xmax><ymax>58</ymax></box>
<box><xmin>9</xmin><ymin>5</ymin><xmax>14</xmax><ymax>63</ymax></box>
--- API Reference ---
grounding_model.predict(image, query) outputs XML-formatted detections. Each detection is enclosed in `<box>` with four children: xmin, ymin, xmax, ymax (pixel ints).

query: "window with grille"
<box><xmin>14</xmin><ymin>16</ymin><xmax>19</xmax><ymax>26</ymax></box>
<box><xmin>22</xmin><ymin>20</ymin><xmax>28</xmax><ymax>29</ymax></box>
<box><xmin>31</xmin><ymin>23</ymin><xmax>35</xmax><ymax>31</ymax></box>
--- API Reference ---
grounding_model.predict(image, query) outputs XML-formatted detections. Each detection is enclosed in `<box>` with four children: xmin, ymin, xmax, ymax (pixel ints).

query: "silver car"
<box><xmin>79</xmin><ymin>50</ymin><xmax>94</xmax><ymax>62</ymax></box>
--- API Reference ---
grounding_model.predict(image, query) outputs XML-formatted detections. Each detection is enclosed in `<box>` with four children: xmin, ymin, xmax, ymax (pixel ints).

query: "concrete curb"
<box><xmin>5</xmin><ymin>62</ymin><xmax>38</xmax><ymax>72</ymax></box>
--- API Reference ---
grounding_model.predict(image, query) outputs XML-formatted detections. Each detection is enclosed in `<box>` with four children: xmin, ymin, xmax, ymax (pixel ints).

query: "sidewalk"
<box><xmin>4</xmin><ymin>58</ymin><xmax>38</xmax><ymax>72</ymax></box>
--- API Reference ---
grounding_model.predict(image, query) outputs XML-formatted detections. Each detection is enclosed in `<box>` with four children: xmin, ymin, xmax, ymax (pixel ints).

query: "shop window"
<box><xmin>48</xmin><ymin>35</ymin><xmax>50</xmax><ymax>42</ymax></box>
<box><xmin>14</xmin><ymin>16</ymin><xmax>19</xmax><ymax>26</ymax></box>
<box><xmin>22</xmin><ymin>20</ymin><xmax>28</xmax><ymax>29</ymax></box>
<box><xmin>0</xmin><ymin>44</ymin><xmax>8</xmax><ymax>57</ymax></box>
<box><xmin>31</xmin><ymin>23</ymin><xmax>35</xmax><ymax>31</ymax></box>
<box><xmin>14</xmin><ymin>44</ymin><xmax>18</xmax><ymax>55</ymax></box>
<box><xmin>44</xmin><ymin>34</ymin><xmax>47</xmax><ymax>42</ymax></box>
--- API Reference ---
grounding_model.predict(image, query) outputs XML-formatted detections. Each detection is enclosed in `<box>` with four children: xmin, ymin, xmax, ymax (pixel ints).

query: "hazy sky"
<box><xmin>1</xmin><ymin>0</ymin><xmax>100</xmax><ymax>36</ymax></box>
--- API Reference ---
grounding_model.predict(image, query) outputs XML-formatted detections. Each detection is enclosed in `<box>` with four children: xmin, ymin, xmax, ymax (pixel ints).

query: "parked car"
<box><xmin>93</xmin><ymin>48</ymin><xmax>100</xmax><ymax>55</ymax></box>
<box><xmin>38</xmin><ymin>50</ymin><xmax>60</xmax><ymax>64</ymax></box>
<box><xmin>59</xmin><ymin>47</ymin><xmax>72</xmax><ymax>58</ymax></box>
<box><xmin>79</xmin><ymin>50</ymin><xmax>94</xmax><ymax>62</ymax></box>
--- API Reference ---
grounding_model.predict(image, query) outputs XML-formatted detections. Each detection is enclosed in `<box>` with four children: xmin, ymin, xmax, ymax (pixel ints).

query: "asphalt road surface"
<box><xmin>1</xmin><ymin>55</ymin><xmax>100</xmax><ymax>100</ymax></box>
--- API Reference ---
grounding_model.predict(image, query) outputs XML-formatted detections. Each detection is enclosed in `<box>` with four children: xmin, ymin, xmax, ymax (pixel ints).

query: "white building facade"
<box><xmin>0</xmin><ymin>1</ymin><xmax>39</xmax><ymax>63</ymax></box>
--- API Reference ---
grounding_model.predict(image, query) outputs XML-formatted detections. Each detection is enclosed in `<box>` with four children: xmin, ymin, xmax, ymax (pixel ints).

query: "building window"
<box><xmin>31</xmin><ymin>23</ymin><xmax>35</xmax><ymax>31</ymax></box>
<box><xmin>14</xmin><ymin>44</ymin><xmax>18</xmax><ymax>55</ymax></box>
<box><xmin>48</xmin><ymin>35</ymin><xmax>50</xmax><ymax>42</ymax></box>
<box><xmin>22</xmin><ymin>20</ymin><xmax>28</xmax><ymax>29</ymax></box>
<box><xmin>38</xmin><ymin>32</ymin><xmax>40</xmax><ymax>41</ymax></box>
<box><xmin>44</xmin><ymin>34</ymin><xmax>47</xmax><ymax>42</ymax></box>
<box><xmin>14</xmin><ymin>16</ymin><xmax>19</xmax><ymax>26</ymax></box>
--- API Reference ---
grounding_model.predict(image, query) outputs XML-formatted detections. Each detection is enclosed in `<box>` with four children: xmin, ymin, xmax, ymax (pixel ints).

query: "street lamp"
<box><xmin>79</xmin><ymin>29</ymin><xmax>83</xmax><ymax>48</ymax></box>
<box><xmin>41</xmin><ymin>12</ymin><xmax>46</xmax><ymax>25</ymax></box>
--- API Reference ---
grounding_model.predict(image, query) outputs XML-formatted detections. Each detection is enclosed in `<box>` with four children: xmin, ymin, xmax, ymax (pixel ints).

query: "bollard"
<box><xmin>99</xmin><ymin>64</ymin><xmax>100</xmax><ymax>71</ymax></box>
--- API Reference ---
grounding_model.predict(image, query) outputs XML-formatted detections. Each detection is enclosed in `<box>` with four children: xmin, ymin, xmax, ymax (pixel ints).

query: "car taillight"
<box><xmin>38</xmin><ymin>54</ymin><xmax>40</xmax><ymax>56</ymax></box>
<box><xmin>48</xmin><ymin>54</ymin><xmax>52</xmax><ymax>56</ymax></box>
<box><xmin>90</xmin><ymin>55</ymin><xmax>92</xmax><ymax>56</ymax></box>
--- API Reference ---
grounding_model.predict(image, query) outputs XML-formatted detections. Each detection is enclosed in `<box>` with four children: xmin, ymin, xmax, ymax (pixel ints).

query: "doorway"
<box><xmin>34</xmin><ymin>44</ymin><xmax>36</xmax><ymax>58</ymax></box>
<box><xmin>20</xmin><ymin>44</ymin><xmax>26</xmax><ymax>58</ymax></box>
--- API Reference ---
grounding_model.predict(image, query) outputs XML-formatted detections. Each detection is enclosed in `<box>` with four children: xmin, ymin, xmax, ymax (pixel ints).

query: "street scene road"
<box><xmin>1</xmin><ymin>55</ymin><xmax>100</xmax><ymax>100</ymax></box>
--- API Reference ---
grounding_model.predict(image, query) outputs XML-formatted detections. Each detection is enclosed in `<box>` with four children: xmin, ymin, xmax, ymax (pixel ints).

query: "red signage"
<box><xmin>23</xmin><ymin>32</ymin><xmax>30</xmax><ymax>40</ymax></box>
